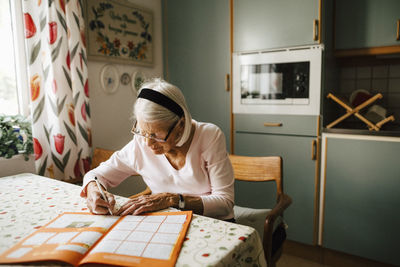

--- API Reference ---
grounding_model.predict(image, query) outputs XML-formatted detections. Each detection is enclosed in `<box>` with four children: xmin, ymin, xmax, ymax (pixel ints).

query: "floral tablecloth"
<box><xmin>0</xmin><ymin>173</ymin><xmax>266</xmax><ymax>267</ymax></box>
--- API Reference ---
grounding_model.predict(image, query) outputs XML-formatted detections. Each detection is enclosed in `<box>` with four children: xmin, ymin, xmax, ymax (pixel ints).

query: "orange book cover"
<box><xmin>0</xmin><ymin>211</ymin><xmax>192</xmax><ymax>267</ymax></box>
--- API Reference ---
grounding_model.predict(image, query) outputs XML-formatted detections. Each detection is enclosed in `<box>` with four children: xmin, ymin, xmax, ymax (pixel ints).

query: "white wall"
<box><xmin>87</xmin><ymin>0</ymin><xmax>162</xmax><ymax>196</ymax></box>
<box><xmin>89</xmin><ymin>0</ymin><xmax>163</xmax><ymax>151</ymax></box>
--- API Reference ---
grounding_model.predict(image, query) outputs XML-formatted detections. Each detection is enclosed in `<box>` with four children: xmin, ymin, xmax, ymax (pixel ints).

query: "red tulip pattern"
<box><xmin>82</xmin><ymin>157</ymin><xmax>91</xmax><ymax>173</ymax></box>
<box><xmin>84</xmin><ymin>79</ymin><xmax>89</xmax><ymax>97</ymax></box>
<box><xmin>74</xmin><ymin>159</ymin><xmax>82</xmax><ymax>179</ymax></box>
<box><xmin>26</xmin><ymin>4</ymin><xmax>91</xmax><ymax>181</ymax></box>
<box><xmin>52</xmin><ymin>79</ymin><xmax>58</xmax><ymax>94</ymax></box>
<box><xmin>67</xmin><ymin>104</ymin><xmax>75</xmax><ymax>126</ymax></box>
<box><xmin>33</xmin><ymin>138</ymin><xmax>42</xmax><ymax>160</ymax></box>
<box><xmin>54</xmin><ymin>134</ymin><xmax>65</xmax><ymax>154</ymax></box>
<box><xmin>48</xmin><ymin>21</ymin><xmax>57</xmax><ymax>44</ymax></box>
<box><xmin>59</xmin><ymin>0</ymin><xmax>66</xmax><ymax>13</ymax></box>
<box><xmin>66</xmin><ymin>51</ymin><xmax>70</xmax><ymax>70</ymax></box>
<box><xmin>24</xmin><ymin>13</ymin><xmax>36</xmax><ymax>39</ymax></box>
<box><xmin>81</xmin><ymin>102</ymin><xmax>86</xmax><ymax>121</ymax></box>
<box><xmin>30</xmin><ymin>74</ymin><xmax>41</xmax><ymax>101</ymax></box>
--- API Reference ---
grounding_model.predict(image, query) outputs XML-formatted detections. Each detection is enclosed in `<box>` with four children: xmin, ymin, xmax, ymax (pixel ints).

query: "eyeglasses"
<box><xmin>131</xmin><ymin>119</ymin><xmax>180</xmax><ymax>143</ymax></box>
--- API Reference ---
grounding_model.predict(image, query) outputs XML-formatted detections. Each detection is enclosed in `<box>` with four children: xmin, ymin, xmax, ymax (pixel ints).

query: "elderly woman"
<box><xmin>80</xmin><ymin>78</ymin><xmax>234</xmax><ymax>221</ymax></box>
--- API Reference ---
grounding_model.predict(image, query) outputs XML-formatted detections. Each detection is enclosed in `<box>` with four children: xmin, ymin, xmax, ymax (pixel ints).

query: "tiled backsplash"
<box><xmin>338</xmin><ymin>63</ymin><xmax>400</xmax><ymax>126</ymax></box>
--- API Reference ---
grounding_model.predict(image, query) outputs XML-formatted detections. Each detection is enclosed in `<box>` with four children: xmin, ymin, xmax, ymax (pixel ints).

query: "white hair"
<box><xmin>134</xmin><ymin>78</ymin><xmax>192</xmax><ymax>147</ymax></box>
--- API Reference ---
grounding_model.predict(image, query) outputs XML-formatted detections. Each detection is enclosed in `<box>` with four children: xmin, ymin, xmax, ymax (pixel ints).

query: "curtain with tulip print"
<box><xmin>23</xmin><ymin>0</ymin><xmax>92</xmax><ymax>182</ymax></box>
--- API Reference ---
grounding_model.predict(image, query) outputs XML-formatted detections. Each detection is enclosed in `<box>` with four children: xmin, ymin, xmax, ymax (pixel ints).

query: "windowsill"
<box><xmin>0</xmin><ymin>154</ymin><xmax>35</xmax><ymax>177</ymax></box>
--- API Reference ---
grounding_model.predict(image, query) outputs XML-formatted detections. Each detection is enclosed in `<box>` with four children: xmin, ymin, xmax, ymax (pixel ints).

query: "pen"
<box><xmin>94</xmin><ymin>177</ymin><xmax>113</xmax><ymax>215</ymax></box>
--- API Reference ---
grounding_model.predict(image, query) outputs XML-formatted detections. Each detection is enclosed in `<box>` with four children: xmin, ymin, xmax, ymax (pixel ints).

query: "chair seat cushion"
<box><xmin>234</xmin><ymin>205</ymin><xmax>284</xmax><ymax>240</ymax></box>
<box><xmin>234</xmin><ymin>205</ymin><xmax>271</xmax><ymax>239</ymax></box>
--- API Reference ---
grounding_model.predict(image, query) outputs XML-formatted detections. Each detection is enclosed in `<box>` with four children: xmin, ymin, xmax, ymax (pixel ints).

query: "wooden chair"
<box><xmin>91</xmin><ymin>148</ymin><xmax>115</xmax><ymax>169</ymax></box>
<box><xmin>229</xmin><ymin>154</ymin><xmax>292</xmax><ymax>267</ymax></box>
<box><xmin>92</xmin><ymin>148</ymin><xmax>151</xmax><ymax>199</ymax></box>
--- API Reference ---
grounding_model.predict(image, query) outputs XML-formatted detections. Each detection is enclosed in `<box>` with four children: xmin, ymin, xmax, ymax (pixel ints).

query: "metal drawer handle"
<box><xmin>263</xmin><ymin>122</ymin><xmax>283</xmax><ymax>127</ymax></box>
<box><xmin>313</xmin><ymin>19</ymin><xmax>319</xmax><ymax>41</ymax></box>
<box><xmin>311</xmin><ymin>139</ymin><xmax>317</xmax><ymax>160</ymax></box>
<box><xmin>397</xmin><ymin>19</ymin><xmax>400</xmax><ymax>41</ymax></box>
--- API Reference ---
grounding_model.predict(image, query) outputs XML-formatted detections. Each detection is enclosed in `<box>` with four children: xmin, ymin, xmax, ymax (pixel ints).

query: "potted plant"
<box><xmin>0</xmin><ymin>114</ymin><xmax>33</xmax><ymax>160</ymax></box>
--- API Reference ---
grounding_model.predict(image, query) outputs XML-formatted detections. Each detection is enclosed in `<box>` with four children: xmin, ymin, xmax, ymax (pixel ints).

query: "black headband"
<box><xmin>138</xmin><ymin>88</ymin><xmax>184</xmax><ymax>117</ymax></box>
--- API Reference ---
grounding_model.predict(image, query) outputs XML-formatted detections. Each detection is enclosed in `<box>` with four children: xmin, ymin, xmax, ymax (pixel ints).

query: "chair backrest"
<box><xmin>91</xmin><ymin>148</ymin><xmax>115</xmax><ymax>169</ymax></box>
<box><xmin>229</xmin><ymin>154</ymin><xmax>283</xmax><ymax>197</ymax></box>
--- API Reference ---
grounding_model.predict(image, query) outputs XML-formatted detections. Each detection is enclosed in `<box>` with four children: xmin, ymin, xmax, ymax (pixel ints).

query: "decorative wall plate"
<box><xmin>120</xmin><ymin>72</ymin><xmax>131</xmax><ymax>85</ymax></box>
<box><xmin>100</xmin><ymin>64</ymin><xmax>119</xmax><ymax>94</ymax></box>
<box><xmin>132</xmin><ymin>71</ymin><xmax>146</xmax><ymax>92</ymax></box>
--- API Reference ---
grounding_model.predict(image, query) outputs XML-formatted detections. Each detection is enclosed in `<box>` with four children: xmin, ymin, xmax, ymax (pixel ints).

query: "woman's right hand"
<box><xmin>86</xmin><ymin>181</ymin><xmax>116</xmax><ymax>215</ymax></box>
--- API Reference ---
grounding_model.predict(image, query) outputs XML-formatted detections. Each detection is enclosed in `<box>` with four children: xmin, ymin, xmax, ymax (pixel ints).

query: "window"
<box><xmin>0</xmin><ymin>0</ymin><xmax>29</xmax><ymax>116</ymax></box>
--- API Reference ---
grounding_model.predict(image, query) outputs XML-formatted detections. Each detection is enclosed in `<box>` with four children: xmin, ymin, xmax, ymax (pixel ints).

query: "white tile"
<box><xmin>388</xmin><ymin>78</ymin><xmax>400</xmax><ymax>93</ymax></box>
<box><xmin>356</xmin><ymin>66</ymin><xmax>372</xmax><ymax>79</ymax></box>
<box><xmin>371</xmin><ymin>79</ymin><xmax>388</xmax><ymax>93</ymax></box>
<box><xmin>340</xmin><ymin>67</ymin><xmax>356</xmax><ymax>79</ymax></box>
<box><xmin>339</xmin><ymin>79</ymin><xmax>356</xmax><ymax>94</ymax></box>
<box><xmin>387</xmin><ymin>93</ymin><xmax>400</xmax><ymax>108</ymax></box>
<box><xmin>355</xmin><ymin>79</ymin><xmax>371</xmax><ymax>91</ymax></box>
<box><xmin>372</xmin><ymin>65</ymin><xmax>389</xmax><ymax>78</ymax></box>
<box><xmin>389</xmin><ymin>64</ymin><xmax>400</xmax><ymax>78</ymax></box>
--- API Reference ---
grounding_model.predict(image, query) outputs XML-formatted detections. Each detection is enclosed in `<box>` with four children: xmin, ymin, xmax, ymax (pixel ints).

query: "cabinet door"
<box><xmin>163</xmin><ymin>0</ymin><xmax>231</xmax><ymax>148</ymax></box>
<box><xmin>335</xmin><ymin>0</ymin><xmax>400</xmax><ymax>49</ymax></box>
<box><xmin>323</xmin><ymin>136</ymin><xmax>400</xmax><ymax>266</ymax></box>
<box><xmin>236</xmin><ymin>132</ymin><xmax>317</xmax><ymax>245</ymax></box>
<box><xmin>234</xmin><ymin>0</ymin><xmax>319</xmax><ymax>51</ymax></box>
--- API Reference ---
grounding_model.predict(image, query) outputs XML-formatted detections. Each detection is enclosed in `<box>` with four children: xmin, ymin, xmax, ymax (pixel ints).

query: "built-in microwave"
<box><xmin>233</xmin><ymin>45</ymin><xmax>323</xmax><ymax>115</ymax></box>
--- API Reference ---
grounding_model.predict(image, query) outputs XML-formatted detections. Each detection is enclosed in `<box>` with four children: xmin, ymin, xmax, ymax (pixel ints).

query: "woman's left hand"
<box><xmin>116</xmin><ymin>193</ymin><xmax>176</xmax><ymax>216</ymax></box>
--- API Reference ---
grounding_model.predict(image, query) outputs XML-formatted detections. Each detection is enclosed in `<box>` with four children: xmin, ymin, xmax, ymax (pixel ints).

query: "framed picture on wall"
<box><xmin>85</xmin><ymin>0</ymin><xmax>153</xmax><ymax>66</ymax></box>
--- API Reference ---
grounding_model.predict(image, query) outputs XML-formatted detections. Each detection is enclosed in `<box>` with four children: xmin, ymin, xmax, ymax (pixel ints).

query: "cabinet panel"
<box><xmin>163</xmin><ymin>0</ymin><xmax>231</xmax><ymax>148</ymax></box>
<box><xmin>234</xmin><ymin>0</ymin><xmax>319</xmax><ymax>51</ymax></box>
<box><xmin>323</xmin><ymin>136</ymin><xmax>400</xmax><ymax>266</ymax></box>
<box><xmin>235</xmin><ymin>114</ymin><xmax>319</xmax><ymax>136</ymax></box>
<box><xmin>236</xmin><ymin>132</ymin><xmax>317</xmax><ymax>245</ymax></box>
<box><xmin>335</xmin><ymin>0</ymin><xmax>400</xmax><ymax>50</ymax></box>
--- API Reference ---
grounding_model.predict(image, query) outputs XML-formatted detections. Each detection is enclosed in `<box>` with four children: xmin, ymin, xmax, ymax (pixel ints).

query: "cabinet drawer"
<box><xmin>235</xmin><ymin>114</ymin><xmax>319</xmax><ymax>136</ymax></box>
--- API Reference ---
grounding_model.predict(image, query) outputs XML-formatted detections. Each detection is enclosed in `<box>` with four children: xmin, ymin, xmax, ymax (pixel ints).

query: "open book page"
<box><xmin>0</xmin><ymin>211</ymin><xmax>193</xmax><ymax>267</ymax></box>
<box><xmin>80</xmin><ymin>211</ymin><xmax>192</xmax><ymax>267</ymax></box>
<box><xmin>0</xmin><ymin>212</ymin><xmax>120</xmax><ymax>266</ymax></box>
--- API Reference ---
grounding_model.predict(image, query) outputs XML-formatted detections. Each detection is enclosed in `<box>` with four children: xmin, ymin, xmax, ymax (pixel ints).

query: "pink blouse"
<box><xmin>81</xmin><ymin>120</ymin><xmax>235</xmax><ymax>220</ymax></box>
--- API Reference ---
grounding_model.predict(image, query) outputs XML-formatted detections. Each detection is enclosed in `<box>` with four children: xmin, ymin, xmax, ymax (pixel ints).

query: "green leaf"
<box><xmin>62</xmin><ymin>66</ymin><xmax>72</xmax><ymax>89</ymax></box>
<box><xmin>81</xmin><ymin>48</ymin><xmax>87</xmax><ymax>65</ymax></box>
<box><xmin>63</xmin><ymin>121</ymin><xmax>77</xmax><ymax>145</ymax></box>
<box><xmin>30</xmin><ymin>41</ymin><xmax>41</xmax><ymax>65</ymax></box>
<box><xmin>51</xmin><ymin>37</ymin><xmax>63</xmax><ymax>62</ymax></box>
<box><xmin>43</xmin><ymin>125</ymin><xmax>50</xmax><ymax>143</ymax></box>
<box><xmin>85</xmin><ymin>102</ymin><xmax>90</xmax><ymax>118</ymax></box>
<box><xmin>38</xmin><ymin>156</ymin><xmax>48</xmax><ymax>176</ymax></box>
<box><xmin>76</xmin><ymin>68</ymin><xmax>83</xmax><ymax>86</ymax></box>
<box><xmin>51</xmin><ymin>152</ymin><xmax>64</xmax><ymax>172</ymax></box>
<box><xmin>73</xmin><ymin>12</ymin><xmax>80</xmax><ymax>29</ymax></box>
<box><xmin>78</xmin><ymin>122</ymin><xmax>89</xmax><ymax>144</ymax></box>
<box><xmin>73</xmin><ymin>92</ymin><xmax>80</xmax><ymax>106</ymax></box>
<box><xmin>57</xmin><ymin>95</ymin><xmax>67</xmax><ymax>114</ymax></box>
<box><xmin>40</xmin><ymin>15</ymin><xmax>46</xmax><ymax>32</ymax></box>
<box><xmin>43</xmin><ymin>65</ymin><xmax>50</xmax><ymax>82</ymax></box>
<box><xmin>33</xmin><ymin>97</ymin><xmax>45</xmax><ymax>123</ymax></box>
<box><xmin>70</xmin><ymin>42</ymin><xmax>79</xmax><ymax>60</ymax></box>
<box><xmin>63</xmin><ymin>149</ymin><xmax>71</xmax><ymax>167</ymax></box>
<box><xmin>56</xmin><ymin>10</ymin><xmax>67</xmax><ymax>33</ymax></box>
<box><xmin>48</xmin><ymin>96</ymin><xmax>58</xmax><ymax>116</ymax></box>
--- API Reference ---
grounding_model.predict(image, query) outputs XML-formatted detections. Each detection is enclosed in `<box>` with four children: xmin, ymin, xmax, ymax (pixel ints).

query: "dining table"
<box><xmin>0</xmin><ymin>173</ymin><xmax>267</xmax><ymax>267</ymax></box>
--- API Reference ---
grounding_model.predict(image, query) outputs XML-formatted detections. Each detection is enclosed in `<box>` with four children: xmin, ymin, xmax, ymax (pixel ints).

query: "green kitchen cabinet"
<box><xmin>234</xmin><ymin>114</ymin><xmax>320</xmax><ymax>245</ymax></box>
<box><xmin>162</xmin><ymin>0</ymin><xmax>231</xmax><ymax>148</ymax></box>
<box><xmin>335</xmin><ymin>0</ymin><xmax>400</xmax><ymax>50</ymax></box>
<box><xmin>321</xmin><ymin>134</ymin><xmax>400</xmax><ymax>266</ymax></box>
<box><xmin>234</xmin><ymin>0</ymin><xmax>321</xmax><ymax>52</ymax></box>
